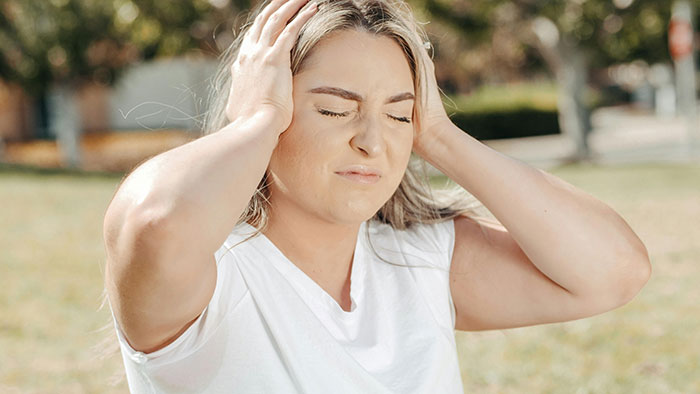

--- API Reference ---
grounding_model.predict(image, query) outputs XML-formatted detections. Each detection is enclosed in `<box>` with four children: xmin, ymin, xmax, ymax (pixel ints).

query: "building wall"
<box><xmin>108</xmin><ymin>57</ymin><xmax>218</xmax><ymax>132</ymax></box>
<box><xmin>0</xmin><ymin>81</ymin><xmax>33</xmax><ymax>141</ymax></box>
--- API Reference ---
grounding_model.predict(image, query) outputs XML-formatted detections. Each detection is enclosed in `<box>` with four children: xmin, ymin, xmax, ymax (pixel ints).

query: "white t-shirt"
<box><xmin>110</xmin><ymin>218</ymin><xmax>463</xmax><ymax>393</ymax></box>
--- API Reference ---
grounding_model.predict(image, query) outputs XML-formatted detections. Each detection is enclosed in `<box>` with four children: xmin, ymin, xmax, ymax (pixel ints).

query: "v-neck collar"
<box><xmin>238</xmin><ymin>221</ymin><xmax>367</xmax><ymax>319</ymax></box>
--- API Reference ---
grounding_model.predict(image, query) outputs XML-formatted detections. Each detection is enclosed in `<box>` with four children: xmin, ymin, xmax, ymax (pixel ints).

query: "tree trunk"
<box><xmin>530</xmin><ymin>19</ymin><xmax>592</xmax><ymax>163</ymax></box>
<box><xmin>48</xmin><ymin>82</ymin><xmax>83</xmax><ymax>168</ymax></box>
<box><xmin>34</xmin><ymin>93</ymin><xmax>50</xmax><ymax>140</ymax></box>
<box><xmin>555</xmin><ymin>40</ymin><xmax>592</xmax><ymax>162</ymax></box>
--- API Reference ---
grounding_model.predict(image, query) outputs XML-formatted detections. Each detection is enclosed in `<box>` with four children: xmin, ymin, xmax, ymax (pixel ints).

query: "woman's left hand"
<box><xmin>413</xmin><ymin>48</ymin><xmax>453</xmax><ymax>157</ymax></box>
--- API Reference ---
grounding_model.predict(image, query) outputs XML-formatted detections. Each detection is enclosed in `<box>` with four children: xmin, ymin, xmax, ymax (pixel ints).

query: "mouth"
<box><xmin>334</xmin><ymin>171</ymin><xmax>381</xmax><ymax>184</ymax></box>
<box><xmin>334</xmin><ymin>165</ymin><xmax>383</xmax><ymax>184</ymax></box>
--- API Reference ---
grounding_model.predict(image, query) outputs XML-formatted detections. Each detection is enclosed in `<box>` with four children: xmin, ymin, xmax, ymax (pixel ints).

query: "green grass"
<box><xmin>0</xmin><ymin>170</ymin><xmax>125</xmax><ymax>392</ymax></box>
<box><xmin>449</xmin><ymin>82</ymin><xmax>559</xmax><ymax>113</ymax></box>
<box><xmin>1</xmin><ymin>162</ymin><xmax>698</xmax><ymax>393</ymax></box>
<box><xmin>447</xmin><ymin>81</ymin><xmax>602</xmax><ymax>113</ymax></box>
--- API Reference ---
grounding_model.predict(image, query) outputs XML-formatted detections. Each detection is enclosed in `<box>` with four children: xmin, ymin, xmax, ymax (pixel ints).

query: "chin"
<box><xmin>330</xmin><ymin>213</ymin><xmax>378</xmax><ymax>226</ymax></box>
<box><xmin>321</xmin><ymin>200</ymin><xmax>384</xmax><ymax>224</ymax></box>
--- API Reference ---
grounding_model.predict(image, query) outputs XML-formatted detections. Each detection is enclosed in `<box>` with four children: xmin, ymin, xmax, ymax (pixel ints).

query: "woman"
<box><xmin>103</xmin><ymin>0</ymin><xmax>651</xmax><ymax>392</ymax></box>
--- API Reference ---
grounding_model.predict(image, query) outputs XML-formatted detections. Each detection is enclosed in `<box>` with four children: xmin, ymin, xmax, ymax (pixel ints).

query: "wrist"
<box><xmin>227</xmin><ymin>110</ymin><xmax>288</xmax><ymax>139</ymax></box>
<box><xmin>413</xmin><ymin>119</ymin><xmax>455</xmax><ymax>161</ymax></box>
<box><xmin>413</xmin><ymin>120</ymin><xmax>487</xmax><ymax>178</ymax></box>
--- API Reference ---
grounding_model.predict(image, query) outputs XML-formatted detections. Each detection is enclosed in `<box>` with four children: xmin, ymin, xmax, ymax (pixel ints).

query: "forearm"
<box><xmin>107</xmin><ymin>112</ymin><xmax>283</xmax><ymax>258</ymax></box>
<box><xmin>416</xmin><ymin>124</ymin><xmax>651</xmax><ymax>297</ymax></box>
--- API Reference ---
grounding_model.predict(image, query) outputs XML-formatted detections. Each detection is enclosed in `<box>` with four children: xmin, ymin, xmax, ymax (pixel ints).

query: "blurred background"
<box><xmin>0</xmin><ymin>0</ymin><xmax>698</xmax><ymax>393</ymax></box>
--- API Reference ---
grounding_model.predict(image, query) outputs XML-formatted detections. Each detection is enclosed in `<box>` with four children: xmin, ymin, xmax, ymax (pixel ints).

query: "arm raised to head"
<box><xmin>103</xmin><ymin>0</ymin><xmax>319</xmax><ymax>353</ymax></box>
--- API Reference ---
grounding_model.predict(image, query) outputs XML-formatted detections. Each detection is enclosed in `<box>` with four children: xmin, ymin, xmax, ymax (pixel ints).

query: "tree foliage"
<box><xmin>0</xmin><ymin>0</ymin><xmax>247</xmax><ymax>96</ymax></box>
<box><xmin>417</xmin><ymin>0</ymin><xmax>693</xmax><ymax>86</ymax></box>
<box><xmin>513</xmin><ymin>0</ymin><xmax>674</xmax><ymax>67</ymax></box>
<box><xmin>1</xmin><ymin>0</ymin><xmax>695</xmax><ymax>97</ymax></box>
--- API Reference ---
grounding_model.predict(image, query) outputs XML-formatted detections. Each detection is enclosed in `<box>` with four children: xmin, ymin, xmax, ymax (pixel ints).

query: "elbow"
<box><xmin>104</xmin><ymin>200</ymin><xmax>176</xmax><ymax>267</ymax></box>
<box><xmin>617</xmin><ymin>251</ymin><xmax>652</xmax><ymax>306</ymax></box>
<box><xmin>580</xmin><ymin>251</ymin><xmax>652</xmax><ymax>314</ymax></box>
<box><xmin>599</xmin><ymin>249</ymin><xmax>652</xmax><ymax>311</ymax></box>
<box><xmin>123</xmin><ymin>207</ymin><xmax>177</xmax><ymax>259</ymax></box>
<box><xmin>600</xmin><ymin>235</ymin><xmax>652</xmax><ymax>307</ymax></box>
<box><xmin>619</xmin><ymin>231</ymin><xmax>652</xmax><ymax>302</ymax></box>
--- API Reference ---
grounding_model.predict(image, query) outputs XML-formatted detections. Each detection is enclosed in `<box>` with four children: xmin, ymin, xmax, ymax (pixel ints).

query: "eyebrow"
<box><xmin>307</xmin><ymin>86</ymin><xmax>415</xmax><ymax>104</ymax></box>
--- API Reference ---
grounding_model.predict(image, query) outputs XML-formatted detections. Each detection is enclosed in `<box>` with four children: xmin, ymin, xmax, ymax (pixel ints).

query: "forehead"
<box><xmin>296</xmin><ymin>30</ymin><xmax>415</xmax><ymax>97</ymax></box>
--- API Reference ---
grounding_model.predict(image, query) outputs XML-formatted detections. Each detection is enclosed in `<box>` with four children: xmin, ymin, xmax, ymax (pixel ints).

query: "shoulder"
<box><xmin>368</xmin><ymin>219</ymin><xmax>458</xmax><ymax>330</ymax></box>
<box><xmin>368</xmin><ymin>218</ymin><xmax>454</xmax><ymax>246</ymax></box>
<box><xmin>366</xmin><ymin>219</ymin><xmax>456</xmax><ymax>266</ymax></box>
<box><xmin>218</xmin><ymin>222</ymin><xmax>261</xmax><ymax>254</ymax></box>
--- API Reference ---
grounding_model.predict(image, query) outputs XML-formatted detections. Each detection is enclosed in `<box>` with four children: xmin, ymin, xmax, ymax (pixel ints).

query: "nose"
<box><xmin>349</xmin><ymin>115</ymin><xmax>387</xmax><ymax>157</ymax></box>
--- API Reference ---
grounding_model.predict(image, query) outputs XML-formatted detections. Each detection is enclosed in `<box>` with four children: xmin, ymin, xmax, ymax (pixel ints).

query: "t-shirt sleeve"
<box><xmin>397</xmin><ymin>219</ymin><xmax>457</xmax><ymax>332</ymax></box>
<box><xmin>110</xmin><ymin>240</ymin><xmax>248</xmax><ymax>369</ymax></box>
<box><xmin>419</xmin><ymin>219</ymin><xmax>457</xmax><ymax>269</ymax></box>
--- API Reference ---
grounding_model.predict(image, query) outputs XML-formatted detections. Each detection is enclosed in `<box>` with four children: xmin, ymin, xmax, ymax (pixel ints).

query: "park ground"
<box><xmin>0</xmin><ymin>158</ymin><xmax>698</xmax><ymax>393</ymax></box>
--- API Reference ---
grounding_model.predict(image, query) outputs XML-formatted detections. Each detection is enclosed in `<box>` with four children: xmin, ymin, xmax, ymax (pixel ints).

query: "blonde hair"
<box><xmin>203</xmin><ymin>0</ymin><xmax>485</xmax><ymax>238</ymax></box>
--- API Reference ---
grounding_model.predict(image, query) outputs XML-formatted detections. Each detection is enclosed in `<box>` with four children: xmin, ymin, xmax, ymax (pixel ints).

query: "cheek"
<box><xmin>270</xmin><ymin>138</ymin><xmax>304</xmax><ymax>184</ymax></box>
<box><xmin>391</xmin><ymin>132</ymin><xmax>414</xmax><ymax>167</ymax></box>
<box><xmin>269</xmin><ymin>127</ymin><xmax>328</xmax><ymax>187</ymax></box>
<box><xmin>399</xmin><ymin>135</ymin><xmax>414</xmax><ymax>159</ymax></box>
<box><xmin>384</xmin><ymin>133</ymin><xmax>414</xmax><ymax>185</ymax></box>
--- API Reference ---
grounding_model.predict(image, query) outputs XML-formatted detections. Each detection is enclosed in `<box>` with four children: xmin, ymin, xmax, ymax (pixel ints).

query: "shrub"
<box><xmin>445</xmin><ymin>82</ymin><xmax>560</xmax><ymax>140</ymax></box>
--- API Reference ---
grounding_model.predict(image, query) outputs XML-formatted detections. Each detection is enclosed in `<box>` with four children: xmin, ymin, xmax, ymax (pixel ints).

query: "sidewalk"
<box><xmin>480</xmin><ymin>106</ymin><xmax>700</xmax><ymax>170</ymax></box>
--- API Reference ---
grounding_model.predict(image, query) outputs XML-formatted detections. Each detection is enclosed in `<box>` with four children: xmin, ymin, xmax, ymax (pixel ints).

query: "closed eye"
<box><xmin>318</xmin><ymin>108</ymin><xmax>350</xmax><ymax>118</ymax></box>
<box><xmin>389</xmin><ymin>114</ymin><xmax>412</xmax><ymax>124</ymax></box>
<box><xmin>318</xmin><ymin>108</ymin><xmax>411</xmax><ymax>124</ymax></box>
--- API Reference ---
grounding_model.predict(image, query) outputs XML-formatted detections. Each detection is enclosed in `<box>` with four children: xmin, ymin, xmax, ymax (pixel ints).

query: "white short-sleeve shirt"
<box><xmin>110</xmin><ymin>219</ymin><xmax>463</xmax><ymax>393</ymax></box>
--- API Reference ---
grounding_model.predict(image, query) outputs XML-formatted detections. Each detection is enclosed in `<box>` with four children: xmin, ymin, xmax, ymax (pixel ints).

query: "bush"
<box><xmin>449</xmin><ymin>108</ymin><xmax>560</xmax><ymax>140</ymax></box>
<box><xmin>445</xmin><ymin>82</ymin><xmax>561</xmax><ymax>140</ymax></box>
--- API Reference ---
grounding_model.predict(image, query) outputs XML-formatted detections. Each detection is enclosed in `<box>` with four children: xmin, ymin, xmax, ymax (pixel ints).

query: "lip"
<box><xmin>334</xmin><ymin>165</ymin><xmax>382</xmax><ymax>184</ymax></box>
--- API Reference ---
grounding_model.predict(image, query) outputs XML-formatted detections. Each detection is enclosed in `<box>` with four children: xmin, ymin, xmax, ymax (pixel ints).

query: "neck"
<box><xmin>261</xmin><ymin>201</ymin><xmax>362</xmax><ymax>279</ymax></box>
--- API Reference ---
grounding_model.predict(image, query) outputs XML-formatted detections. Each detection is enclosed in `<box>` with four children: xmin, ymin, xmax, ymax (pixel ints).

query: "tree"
<box><xmin>419</xmin><ymin>0</ymin><xmax>679</xmax><ymax>162</ymax></box>
<box><xmin>0</xmin><ymin>0</ymin><xmax>246</xmax><ymax>166</ymax></box>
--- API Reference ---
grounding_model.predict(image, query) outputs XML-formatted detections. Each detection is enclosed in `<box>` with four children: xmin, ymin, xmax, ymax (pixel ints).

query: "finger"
<box><xmin>259</xmin><ymin>0</ymin><xmax>311</xmax><ymax>47</ymax></box>
<box><xmin>274</xmin><ymin>1</ymin><xmax>317</xmax><ymax>53</ymax></box>
<box><xmin>246</xmin><ymin>0</ymin><xmax>286</xmax><ymax>45</ymax></box>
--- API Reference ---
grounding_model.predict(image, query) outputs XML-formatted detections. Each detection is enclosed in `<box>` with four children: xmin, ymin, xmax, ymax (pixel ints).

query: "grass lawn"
<box><xmin>0</xmin><ymin>162</ymin><xmax>698</xmax><ymax>393</ymax></box>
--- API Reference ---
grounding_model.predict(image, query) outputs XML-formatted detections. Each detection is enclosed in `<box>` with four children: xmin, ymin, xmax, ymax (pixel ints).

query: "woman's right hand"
<box><xmin>225</xmin><ymin>0</ymin><xmax>318</xmax><ymax>132</ymax></box>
